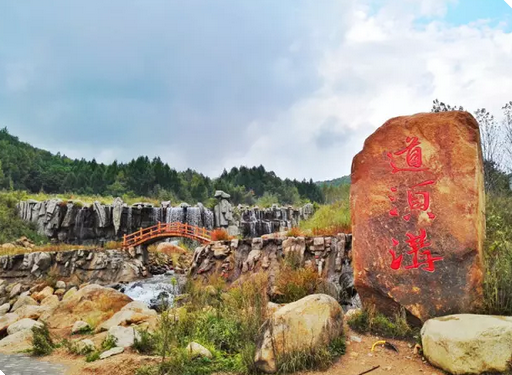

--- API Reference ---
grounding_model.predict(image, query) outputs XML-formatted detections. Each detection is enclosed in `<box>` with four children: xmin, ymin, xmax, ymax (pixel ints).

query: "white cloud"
<box><xmin>224</xmin><ymin>0</ymin><xmax>512</xmax><ymax>181</ymax></box>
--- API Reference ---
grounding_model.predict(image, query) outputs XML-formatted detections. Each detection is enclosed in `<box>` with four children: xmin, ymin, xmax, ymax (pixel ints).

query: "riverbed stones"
<box><xmin>33</xmin><ymin>286</ymin><xmax>54</xmax><ymax>302</ymax></box>
<box><xmin>254</xmin><ymin>294</ymin><xmax>344</xmax><ymax>374</ymax></box>
<box><xmin>421</xmin><ymin>314</ymin><xmax>512</xmax><ymax>374</ymax></box>
<box><xmin>0</xmin><ymin>303</ymin><xmax>10</xmax><ymax>316</ymax></box>
<box><xmin>351</xmin><ymin>111</ymin><xmax>485</xmax><ymax>323</ymax></box>
<box><xmin>11</xmin><ymin>296</ymin><xmax>37</xmax><ymax>312</ymax></box>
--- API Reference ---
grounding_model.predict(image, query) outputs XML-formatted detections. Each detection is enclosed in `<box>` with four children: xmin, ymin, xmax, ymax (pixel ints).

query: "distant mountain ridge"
<box><xmin>316</xmin><ymin>175</ymin><xmax>351</xmax><ymax>186</ymax></box>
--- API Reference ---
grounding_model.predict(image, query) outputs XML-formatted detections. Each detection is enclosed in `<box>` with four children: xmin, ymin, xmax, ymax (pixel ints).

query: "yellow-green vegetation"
<box><xmin>134</xmin><ymin>272</ymin><xmax>345</xmax><ymax>375</ymax></box>
<box><xmin>347</xmin><ymin>306</ymin><xmax>414</xmax><ymax>339</ymax></box>
<box><xmin>483</xmin><ymin>193</ymin><xmax>512</xmax><ymax>315</ymax></box>
<box><xmin>31</xmin><ymin>323</ymin><xmax>55</xmax><ymax>356</ymax></box>
<box><xmin>299</xmin><ymin>200</ymin><xmax>351</xmax><ymax>235</ymax></box>
<box><xmin>16</xmin><ymin>190</ymin><xmax>161</xmax><ymax>206</ymax></box>
<box><xmin>0</xmin><ymin>191</ymin><xmax>47</xmax><ymax>245</ymax></box>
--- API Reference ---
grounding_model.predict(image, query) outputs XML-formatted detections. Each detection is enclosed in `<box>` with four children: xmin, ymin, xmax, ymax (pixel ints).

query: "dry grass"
<box><xmin>0</xmin><ymin>243</ymin><xmax>97</xmax><ymax>256</ymax></box>
<box><xmin>211</xmin><ymin>228</ymin><xmax>231</xmax><ymax>241</ymax></box>
<box><xmin>286</xmin><ymin>227</ymin><xmax>304</xmax><ymax>237</ymax></box>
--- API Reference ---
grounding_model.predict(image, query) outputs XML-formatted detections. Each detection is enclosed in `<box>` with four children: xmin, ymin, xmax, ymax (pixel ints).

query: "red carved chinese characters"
<box><xmin>387</xmin><ymin>137</ymin><xmax>428</xmax><ymax>173</ymax></box>
<box><xmin>386</xmin><ymin>137</ymin><xmax>442</xmax><ymax>272</ymax></box>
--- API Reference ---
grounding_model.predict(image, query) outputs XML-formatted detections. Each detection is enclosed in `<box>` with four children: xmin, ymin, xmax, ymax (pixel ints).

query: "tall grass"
<box><xmin>299</xmin><ymin>200</ymin><xmax>351</xmax><ymax>235</ymax></box>
<box><xmin>483</xmin><ymin>194</ymin><xmax>512</xmax><ymax>315</ymax></box>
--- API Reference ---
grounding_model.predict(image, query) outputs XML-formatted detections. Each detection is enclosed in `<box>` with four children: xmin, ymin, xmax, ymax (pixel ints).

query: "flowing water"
<box><xmin>123</xmin><ymin>273</ymin><xmax>186</xmax><ymax>309</ymax></box>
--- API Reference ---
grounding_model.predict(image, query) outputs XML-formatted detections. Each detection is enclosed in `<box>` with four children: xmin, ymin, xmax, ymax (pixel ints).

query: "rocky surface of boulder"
<box><xmin>254</xmin><ymin>294</ymin><xmax>344</xmax><ymax>374</ymax></box>
<box><xmin>7</xmin><ymin>318</ymin><xmax>42</xmax><ymax>335</ymax></box>
<box><xmin>0</xmin><ymin>303</ymin><xmax>10</xmax><ymax>315</ymax></box>
<box><xmin>422</xmin><ymin>314</ymin><xmax>512</xmax><ymax>374</ymax></box>
<box><xmin>98</xmin><ymin>301</ymin><xmax>157</xmax><ymax>331</ymax></box>
<box><xmin>12</xmin><ymin>295</ymin><xmax>38</xmax><ymax>312</ymax></box>
<box><xmin>351</xmin><ymin>111</ymin><xmax>484</xmax><ymax>323</ymax></box>
<box><xmin>0</xmin><ymin>329</ymin><xmax>33</xmax><ymax>353</ymax></box>
<box><xmin>0</xmin><ymin>313</ymin><xmax>19</xmax><ymax>333</ymax></box>
<box><xmin>107</xmin><ymin>326</ymin><xmax>139</xmax><ymax>348</ymax></box>
<box><xmin>44</xmin><ymin>284</ymin><xmax>132</xmax><ymax>329</ymax></box>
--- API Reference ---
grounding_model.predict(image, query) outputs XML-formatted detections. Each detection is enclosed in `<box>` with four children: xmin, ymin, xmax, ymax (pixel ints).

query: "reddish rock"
<box><xmin>351</xmin><ymin>111</ymin><xmax>485</xmax><ymax>324</ymax></box>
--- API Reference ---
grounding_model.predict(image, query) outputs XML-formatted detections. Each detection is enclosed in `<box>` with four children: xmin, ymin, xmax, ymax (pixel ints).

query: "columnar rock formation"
<box><xmin>189</xmin><ymin>234</ymin><xmax>358</xmax><ymax>309</ymax></box>
<box><xmin>17</xmin><ymin>194</ymin><xmax>314</xmax><ymax>243</ymax></box>
<box><xmin>351</xmin><ymin>111</ymin><xmax>485</xmax><ymax>324</ymax></box>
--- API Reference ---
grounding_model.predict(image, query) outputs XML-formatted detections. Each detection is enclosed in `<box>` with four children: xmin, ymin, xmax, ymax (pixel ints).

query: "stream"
<box><xmin>121</xmin><ymin>272</ymin><xmax>186</xmax><ymax>309</ymax></box>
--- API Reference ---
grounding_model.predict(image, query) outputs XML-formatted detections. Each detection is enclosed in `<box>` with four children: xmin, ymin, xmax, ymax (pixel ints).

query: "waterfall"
<box><xmin>170</xmin><ymin>207</ymin><xmax>185</xmax><ymax>223</ymax></box>
<box><xmin>186</xmin><ymin>207</ymin><xmax>201</xmax><ymax>227</ymax></box>
<box><xmin>127</xmin><ymin>207</ymin><xmax>133</xmax><ymax>233</ymax></box>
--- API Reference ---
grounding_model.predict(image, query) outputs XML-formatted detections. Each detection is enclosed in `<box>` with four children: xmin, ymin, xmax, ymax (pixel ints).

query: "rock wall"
<box><xmin>0</xmin><ymin>248</ymin><xmax>148</xmax><ymax>286</ymax></box>
<box><xmin>189</xmin><ymin>234</ymin><xmax>358</xmax><ymax>310</ymax></box>
<box><xmin>17</xmin><ymin>195</ymin><xmax>314</xmax><ymax>244</ymax></box>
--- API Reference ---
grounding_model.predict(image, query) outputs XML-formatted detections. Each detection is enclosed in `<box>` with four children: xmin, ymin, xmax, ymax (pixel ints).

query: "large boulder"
<box><xmin>0</xmin><ymin>329</ymin><xmax>33</xmax><ymax>353</ymax></box>
<box><xmin>12</xmin><ymin>296</ymin><xmax>38</xmax><ymax>312</ymax></box>
<box><xmin>351</xmin><ymin>111</ymin><xmax>485</xmax><ymax>323</ymax></box>
<box><xmin>107</xmin><ymin>326</ymin><xmax>139</xmax><ymax>348</ymax></box>
<box><xmin>0</xmin><ymin>313</ymin><xmax>19</xmax><ymax>333</ymax></box>
<box><xmin>7</xmin><ymin>318</ymin><xmax>43</xmax><ymax>335</ymax></box>
<box><xmin>98</xmin><ymin>301</ymin><xmax>157</xmax><ymax>331</ymax></box>
<box><xmin>254</xmin><ymin>294</ymin><xmax>344</xmax><ymax>374</ymax></box>
<box><xmin>422</xmin><ymin>314</ymin><xmax>512</xmax><ymax>374</ymax></box>
<box><xmin>43</xmin><ymin>284</ymin><xmax>132</xmax><ymax>329</ymax></box>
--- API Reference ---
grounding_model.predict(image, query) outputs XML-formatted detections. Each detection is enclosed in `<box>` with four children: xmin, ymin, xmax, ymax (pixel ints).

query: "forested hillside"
<box><xmin>0</xmin><ymin>128</ymin><xmax>324</xmax><ymax>205</ymax></box>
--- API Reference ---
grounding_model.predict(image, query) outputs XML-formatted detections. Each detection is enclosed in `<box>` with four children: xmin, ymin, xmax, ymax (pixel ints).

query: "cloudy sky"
<box><xmin>1</xmin><ymin>0</ymin><xmax>512</xmax><ymax>181</ymax></box>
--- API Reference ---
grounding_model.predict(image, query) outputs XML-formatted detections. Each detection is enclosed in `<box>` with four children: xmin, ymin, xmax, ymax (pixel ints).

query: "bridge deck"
<box><xmin>123</xmin><ymin>222</ymin><xmax>212</xmax><ymax>248</ymax></box>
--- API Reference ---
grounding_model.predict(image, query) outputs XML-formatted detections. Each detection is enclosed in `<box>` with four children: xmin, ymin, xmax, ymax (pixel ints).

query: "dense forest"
<box><xmin>0</xmin><ymin>128</ymin><xmax>329</xmax><ymax>206</ymax></box>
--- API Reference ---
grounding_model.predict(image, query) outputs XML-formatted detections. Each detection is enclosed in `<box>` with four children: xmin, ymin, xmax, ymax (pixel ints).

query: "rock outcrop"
<box><xmin>0</xmin><ymin>249</ymin><xmax>147</xmax><ymax>286</ymax></box>
<box><xmin>351</xmin><ymin>111</ymin><xmax>485</xmax><ymax>323</ymax></box>
<box><xmin>254</xmin><ymin>294</ymin><xmax>344</xmax><ymax>373</ymax></box>
<box><xmin>422</xmin><ymin>314</ymin><xmax>512</xmax><ymax>374</ymax></box>
<box><xmin>17</xmin><ymin>196</ymin><xmax>314</xmax><ymax>243</ymax></box>
<box><xmin>190</xmin><ymin>234</ymin><xmax>357</xmax><ymax>309</ymax></box>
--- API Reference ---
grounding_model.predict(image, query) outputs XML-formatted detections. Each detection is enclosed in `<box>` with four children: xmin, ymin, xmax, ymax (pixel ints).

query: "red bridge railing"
<box><xmin>122</xmin><ymin>222</ymin><xmax>212</xmax><ymax>248</ymax></box>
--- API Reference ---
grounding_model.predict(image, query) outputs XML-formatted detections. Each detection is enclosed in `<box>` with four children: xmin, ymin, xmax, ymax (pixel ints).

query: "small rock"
<box><xmin>350</xmin><ymin>335</ymin><xmax>362</xmax><ymax>343</ymax></box>
<box><xmin>9</xmin><ymin>283</ymin><xmax>22</xmax><ymax>299</ymax></box>
<box><xmin>7</xmin><ymin>318</ymin><xmax>42</xmax><ymax>335</ymax></box>
<box><xmin>99</xmin><ymin>346</ymin><xmax>124</xmax><ymax>359</ymax></box>
<box><xmin>54</xmin><ymin>289</ymin><xmax>66</xmax><ymax>298</ymax></box>
<box><xmin>0</xmin><ymin>303</ymin><xmax>10</xmax><ymax>316</ymax></box>
<box><xmin>72</xmin><ymin>321</ymin><xmax>91</xmax><ymax>334</ymax></box>
<box><xmin>11</xmin><ymin>296</ymin><xmax>38</xmax><ymax>312</ymax></box>
<box><xmin>41</xmin><ymin>295</ymin><xmax>59</xmax><ymax>308</ymax></box>
<box><xmin>33</xmin><ymin>286</ymin><xmax>54</xmax><ymax>302</ymax></box>
<box><xmin>56</xmin><ymin>281</ymin><xmax>66</xmax><ymax>289</ymax></box>
<box><xmin>186</xmin><ymin>342</ymin><xmax>213</xmax><ymax>359</ymax></box>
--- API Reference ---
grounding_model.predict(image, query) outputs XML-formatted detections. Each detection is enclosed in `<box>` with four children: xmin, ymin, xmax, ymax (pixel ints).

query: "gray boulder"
<box><xmin>422</xmin><ymin>314</ymin><xmax>512</xmax><ymax>374</ymax></box>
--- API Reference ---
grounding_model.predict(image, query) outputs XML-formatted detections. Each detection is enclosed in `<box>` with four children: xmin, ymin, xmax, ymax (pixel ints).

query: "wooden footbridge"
<box><xmin>122</xmin><ymin>222</ymin><xmax>212</xmax><ymax>249</ymax></box>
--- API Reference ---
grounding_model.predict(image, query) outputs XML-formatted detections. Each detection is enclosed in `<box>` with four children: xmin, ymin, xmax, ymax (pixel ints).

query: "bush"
<box><xmin>31</xmin><ymin>323</ymin><xmax>55</xmax><ymax>356</ymax></box>
<box><xmin>101</xmin><ymin>334</ymin><xmax>118</xmax><ymax>351</ymax></box>
<box><xmin>211</xmin><ymin>228</ymin><xmax>230</xmax><ymax>241</ymax></box>
<box><xmin>273</xmin><ymin>256</ymin><xmax>327</xmax><ymax>304</ymax></box>
<box><xmin>347</xmin><ymin>306</ymin><xmax>413</xmax><ymax>339</ymax></box>
<box><xmin>286</xmin><ymin>227</ymin><xmax>304</xmax><ymax>237</ymax></box>
<box><xmin>134</xmin><ymin>329</ymin><xmax>157</xmax><ymax>354</ymax></box>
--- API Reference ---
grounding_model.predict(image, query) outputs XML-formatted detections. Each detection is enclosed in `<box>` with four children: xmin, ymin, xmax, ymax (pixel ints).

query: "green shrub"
<box><xmin>299</xmin><ymin>200</ymin><xmax>351</xmax><ymax>235</ymax></box>
<box><xmin>483</xmin><ymin>194</ymin><xmax>512</xmax><ymax>315</ymax></box>
<box><xmin>31</xmin><ymin>323</ymin><xmax>54</xmax><ymax>356</ymax></box>
<box><xmin>347</xmin><ymin>307</ymin><xmax>413</xmax><ymax>339</ymax></box>
<box><xmin>85</xmin><ymin>351</ymin><xmax>101</xmax><ymax>362</ymax></box>
<box><xmin>101</xmin><ymin>334</ymin><xmax>118</xmax><ymax>351</ymax></box>
<box><xmin>133</xmin><ymin>329</ymin><xmax>157</xmax><ymax>354</ymax></box>
<box><xmin>61</xmin><ymin>338</ymin><xmax>94</xmax><ymax>355</ymax></box>
<box><xmin>0</xmin><ymin>191</ymin><xmax>47</xmax><ymax>245</ymax></box>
